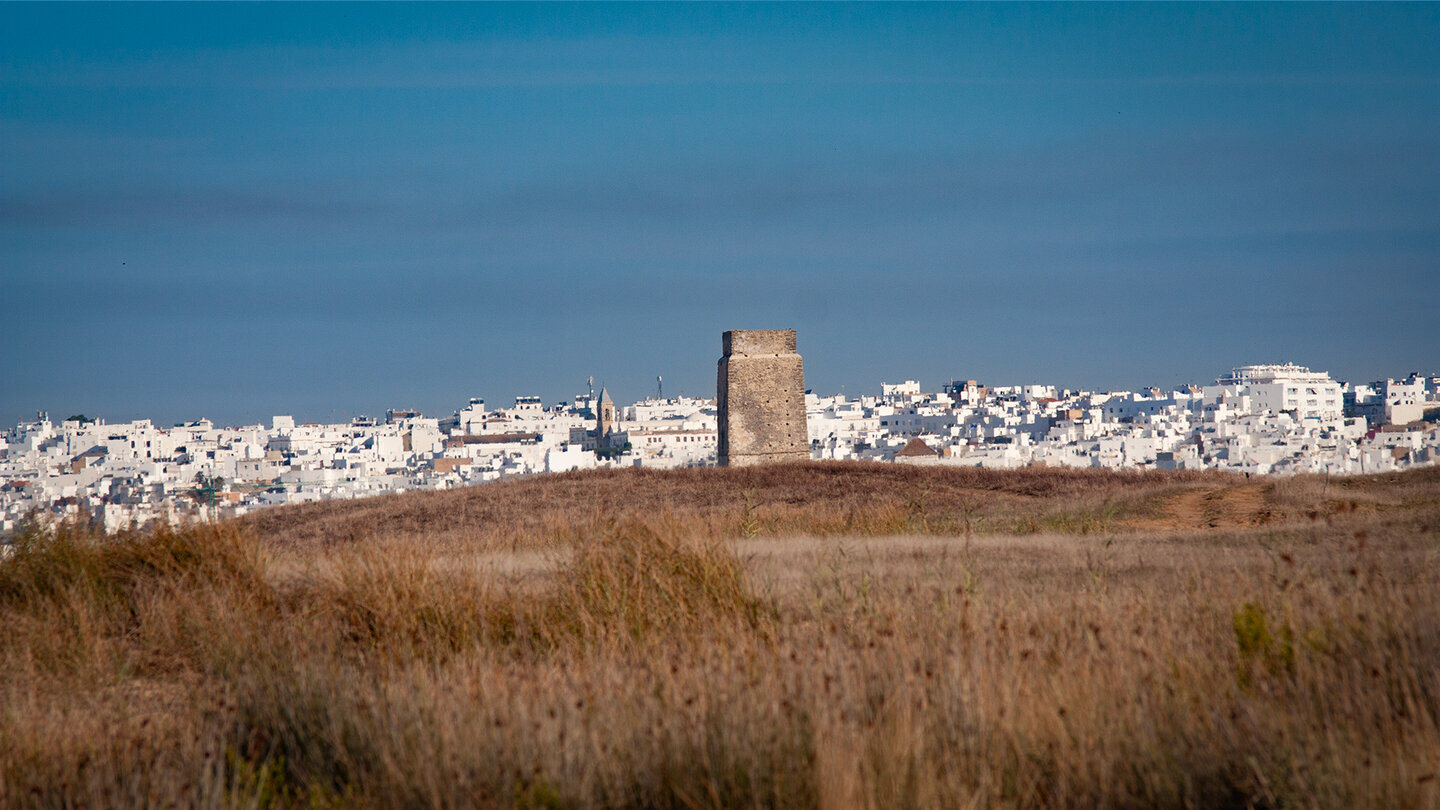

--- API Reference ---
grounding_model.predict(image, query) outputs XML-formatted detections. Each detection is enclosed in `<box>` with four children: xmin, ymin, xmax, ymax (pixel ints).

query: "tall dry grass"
<box><xmin>1</xmin><ymin>465</ymin><xmax>1438</xmax><ymax>808</ymax></box>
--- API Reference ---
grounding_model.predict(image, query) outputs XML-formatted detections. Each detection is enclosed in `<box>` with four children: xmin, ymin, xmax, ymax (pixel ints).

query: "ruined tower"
<box><xmin>717</xmin><ymin>329</ymin><xmax>809</xmax><ymax>467</ymax></box>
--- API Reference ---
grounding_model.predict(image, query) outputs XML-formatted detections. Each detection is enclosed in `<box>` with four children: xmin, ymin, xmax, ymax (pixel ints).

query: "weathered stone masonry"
<box><xmin>717</xmin><ymin>329</ymin><xmax>809</xmax><ymax>467</ymax></box>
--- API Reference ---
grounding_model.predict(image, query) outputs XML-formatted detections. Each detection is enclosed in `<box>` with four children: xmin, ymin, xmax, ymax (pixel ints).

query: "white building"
<box><xmin>1208</xmin><ymin>364</ymin><xmax>1343</xmax><ymax>427</ymax></box>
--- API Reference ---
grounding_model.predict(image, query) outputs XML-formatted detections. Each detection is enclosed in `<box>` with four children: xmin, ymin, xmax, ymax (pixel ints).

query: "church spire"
<box><xmin>596</xmin><ymin>386</ymin><xmax>616</xmax><ymax>441</ymax></box>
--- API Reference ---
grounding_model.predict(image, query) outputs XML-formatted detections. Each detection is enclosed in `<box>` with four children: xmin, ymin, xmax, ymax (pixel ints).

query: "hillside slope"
<box><xmin>238</xmin><ymin>461</ymin><xmax>1440</xmax><ymax>549</ymax></box>
<box><xmin>4</xmin><ymin>462</ymin><xmax>1437</xmax><ymax>809</ymax></box>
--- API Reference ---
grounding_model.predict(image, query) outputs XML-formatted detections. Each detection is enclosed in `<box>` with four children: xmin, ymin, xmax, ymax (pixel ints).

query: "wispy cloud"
<box><xmin>0</xmin><ymin>187</ymin><xmax>382</xmax><ymax>228</ymax></box>
<box><xmin>0</xmin><ymin>37</ymin><xmax>792</xmax><ymax>92</ymax></box>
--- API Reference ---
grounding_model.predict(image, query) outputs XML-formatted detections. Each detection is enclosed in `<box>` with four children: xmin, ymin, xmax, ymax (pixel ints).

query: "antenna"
<box><xmin>587</xmin><ymin>376</ymin><xmax>594</xmax><ymax>400</ymax></box>
<box><xmin>657</xmin><ymin>375</ymin><xmax>663</xmax><ymax>400</ymax></box>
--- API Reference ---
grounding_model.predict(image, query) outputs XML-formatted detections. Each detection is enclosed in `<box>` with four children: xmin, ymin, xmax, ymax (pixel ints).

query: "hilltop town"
<box><xmin>3</xmin><ymin>364</ymin><xmax>1437</xmax><ymax>534</ymax></box>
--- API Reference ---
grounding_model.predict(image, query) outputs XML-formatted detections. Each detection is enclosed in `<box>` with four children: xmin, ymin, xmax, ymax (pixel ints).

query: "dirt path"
<box><xmin>1127</xmin><ymin>484</ymin><xmax>1272</xmax><ymax>531</ymax></box>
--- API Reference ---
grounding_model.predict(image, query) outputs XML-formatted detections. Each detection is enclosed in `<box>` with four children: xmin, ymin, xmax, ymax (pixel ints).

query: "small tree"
<box><xmin>191</xmin><ymin>473</ymin><xmax>224</xmax><ymax>508</ymax></box>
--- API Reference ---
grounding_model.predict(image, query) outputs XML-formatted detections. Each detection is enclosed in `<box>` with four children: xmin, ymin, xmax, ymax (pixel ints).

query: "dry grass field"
<box><xmin>2</xmin><ymin>462</ymin><xmax>1438</xmax><ymax>809</ymax></box>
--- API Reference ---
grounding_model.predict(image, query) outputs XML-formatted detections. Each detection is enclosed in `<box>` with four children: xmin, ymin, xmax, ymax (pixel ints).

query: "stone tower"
<box><xmin>596</xmin><ymin>387</ymin><xmax>615</xmax><ymax>442</ymax></box>
<box><xmin>717</xmin><ymin>329</ymin><xmax>809</xmax><ymax>467</ymax></box>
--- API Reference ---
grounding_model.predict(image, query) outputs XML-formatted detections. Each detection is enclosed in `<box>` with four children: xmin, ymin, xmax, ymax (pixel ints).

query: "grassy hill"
<box><xmin>3</xmin><ymin>462</ymin><xmax>1439</xmax><ymax>809</ymax></box>
<box><xmin>236</xmin><ymin>462</ymin><xmax>1439</xmax><ymax>547</ymax></box>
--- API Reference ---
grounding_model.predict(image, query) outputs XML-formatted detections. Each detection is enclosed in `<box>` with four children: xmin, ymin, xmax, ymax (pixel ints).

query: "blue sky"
<box><xmin>3</xmin><ymin>3</ymin><xmax>1437</xmax><ymax>426</ymax></box>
